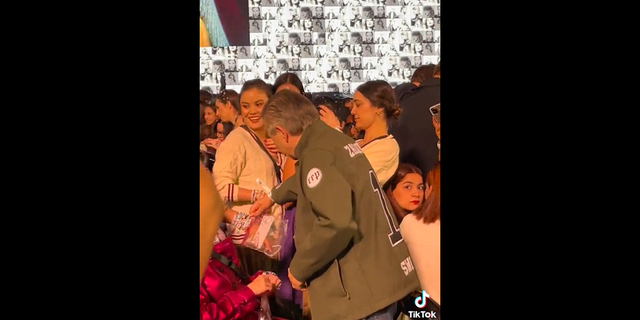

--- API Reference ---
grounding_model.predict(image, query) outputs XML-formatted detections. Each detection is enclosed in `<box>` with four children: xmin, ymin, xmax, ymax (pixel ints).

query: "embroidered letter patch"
<box><xmin>344</xmin><ymin>143</ymin><xmax>364</xmax><ymax>158</ymax></box>
<box><xmin>306</xmin><ymin>168</ymin><xmax>322</xmax><ymax>188</ymax></box>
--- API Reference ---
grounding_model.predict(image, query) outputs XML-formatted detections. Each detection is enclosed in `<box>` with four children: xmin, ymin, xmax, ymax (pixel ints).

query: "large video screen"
<box><xmin>200</xmin><ymin>0</ymin><xmax>440</xmax><ymax>95</ymax></box>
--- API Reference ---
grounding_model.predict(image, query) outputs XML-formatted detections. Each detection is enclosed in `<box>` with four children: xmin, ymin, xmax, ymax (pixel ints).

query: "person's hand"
<box><xmin>288</xmin><ymin>268</ymin><xmax>306</xmax><ymax>291</ymax></box>
<box><xmin>203</xmin><ymin>138</ymin><xmax>221</xmax><ymax>149</ymax></box>
<box><xmin>247</xmin><ymin>274</ymin><xmax>275</xmax><ymax>296</ymax></box>
<box><xmin>249</xmin><ymin>196</ymin><xmax>275</xmax><ymax>216</ymax></box>
<box><xmin>262</xmin><ymin>271</ymin><xmax>282</xmax><ymax>289</ymax></box>
<box><xmin>264</xmin><ymin>139</ymin><xmax>279</xmax><ymax>155</ymax></box>
<box><xmin>318</xmin><ymin>105</ymin><xmax>341</xmax><ymax>129</ymax></box>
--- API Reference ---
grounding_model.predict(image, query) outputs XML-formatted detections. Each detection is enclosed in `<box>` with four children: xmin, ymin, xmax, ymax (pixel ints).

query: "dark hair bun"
<box><xmin>390</xmin><ymin>103</ymin><xmax>402</xmax><ymax>120</ymax></box>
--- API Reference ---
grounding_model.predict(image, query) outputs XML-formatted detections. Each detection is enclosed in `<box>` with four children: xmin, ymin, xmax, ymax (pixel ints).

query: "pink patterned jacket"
<box><xmin>200</xmin><ymin>237</ymin><xmax>263</xmax><ymax>320</ymax></box>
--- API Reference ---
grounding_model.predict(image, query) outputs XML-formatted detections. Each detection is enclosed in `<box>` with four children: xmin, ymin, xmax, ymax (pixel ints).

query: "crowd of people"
<box><xmin>199</xmin><ymin>61</ymin><xmax>440</xmax><ymax>320</ymax></box>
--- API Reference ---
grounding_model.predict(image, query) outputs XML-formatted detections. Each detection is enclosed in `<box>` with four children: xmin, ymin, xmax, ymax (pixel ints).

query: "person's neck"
<box><xmin>363</xmin><ymin>120</ymin><xmax>388</xmax><ymax>142</ymax></box>
<box><xmin>233</xmin><ymin>114</ymin><xmax>243</xmax><ymax>127</ymax></box>
<box><xmin>252</xmin><ymin>128</ymin><xmax>267</xmax><ymax>141</ymax></box>
<box><xmin>412</xmin><ymin>81</ymin><xmax>420</xmax><ymax>86</ymax></box>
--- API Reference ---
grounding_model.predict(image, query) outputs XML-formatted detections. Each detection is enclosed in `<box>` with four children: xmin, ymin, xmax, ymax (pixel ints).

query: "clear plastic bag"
<box><xmin>258</xmin><ymin>295</ymin><xmax>272</xmax><ymax>320</ymax></box>
<box><xmin>230</xmin><ymin>212</ymin><xmax>287</xmax><ymax>259</ymax></box>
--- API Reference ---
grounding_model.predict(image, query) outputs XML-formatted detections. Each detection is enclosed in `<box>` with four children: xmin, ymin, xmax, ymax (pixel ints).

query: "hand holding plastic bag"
<box><xmin>229</xmin><ymin>211</ymin><xmax>287</xmax><ymax>259</ymax></box>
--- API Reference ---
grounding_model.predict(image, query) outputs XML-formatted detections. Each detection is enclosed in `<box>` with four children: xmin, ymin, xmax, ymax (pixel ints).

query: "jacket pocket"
<box><xmin>335</xmin><ymin>259</ymin><xmax>350</xmax><ymax>299</ymax></box>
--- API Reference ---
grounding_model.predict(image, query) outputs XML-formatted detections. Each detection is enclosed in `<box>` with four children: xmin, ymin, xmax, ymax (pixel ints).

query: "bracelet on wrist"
<box><xmin>251</xmin><ymin>189</ymin><xmax>257</xmax><ymax>203</ymax></box>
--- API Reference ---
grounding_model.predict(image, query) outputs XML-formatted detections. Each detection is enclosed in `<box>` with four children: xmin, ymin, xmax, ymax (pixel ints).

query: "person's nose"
<box><xmin>248</xmin><ymin>104</ymin><xmax>260</xmax><ymax>114</ymax></box>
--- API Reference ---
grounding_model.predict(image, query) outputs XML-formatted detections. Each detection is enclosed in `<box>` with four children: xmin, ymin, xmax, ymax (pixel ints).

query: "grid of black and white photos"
<box><xmin>200</xmin><ymin>0</ymin><xmax>440</xmax><ymax>94</ymax></box>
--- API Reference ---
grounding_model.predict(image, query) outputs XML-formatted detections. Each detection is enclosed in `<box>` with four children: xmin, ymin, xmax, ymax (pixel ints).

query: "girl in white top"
<box><xmin>350</xmin><ymin>80</ymin><xmax>401</xmax><ymax>185</ymax></box>
<box><xmin>399</xmin><ymin>162</ymin><xmax>441</xmax><ymax>306</ymax></box>
<box><xmin>212</xmin><ymin>79</ymin><xmax>286</xmax><ymax>258</ymax></box>
<box><xmin>383</xmin><ymin>163</ymin><xmax>425</xmax><ymax>223</ymax></box>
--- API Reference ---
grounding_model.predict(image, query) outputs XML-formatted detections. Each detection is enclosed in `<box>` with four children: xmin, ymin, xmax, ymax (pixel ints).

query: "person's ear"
<box><xmin>275</xmin><ymin>126</ymin><xmax>289</xmax><ymax>142</ymax></box>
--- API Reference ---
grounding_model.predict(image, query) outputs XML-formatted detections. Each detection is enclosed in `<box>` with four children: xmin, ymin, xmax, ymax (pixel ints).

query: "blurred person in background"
<box><xmin>200</xmin><ymin>102</ymin><xmax>220</xmax><ymax>171</ymax></box>
<box><xmin>342</xmin><ymin>123</ymin><xmax>360</xmax><ymax>139</ymax></box>
<box><xmin>215</xmin><ymin>120</ymin><xmax>234</xmax><ymax>142</ymax></box>
<box><xmin>201</xmin><ymin>103</ymin><xmax>220</xmax><ymax>147</ymax></box>
<box><xmin>215</xmin><ymin>89</ymin><xmax>243</xmax><ymax>129</ymax></box>
<box><xmin>200</xmin><ymin>162</ymin><xmax>224</xmax><ymax>279</ymax></box>
<box><xmin>200</xmin><ymin>90</ymin><xmax>213</xmax><ymax>125</ymax></box>
<box><xmin>393</xmin><ymin>64</ymin><xmax>436</xmax><ymax>102</ymax></box>
<box><xmin>390</xmin><ymin>61</ymin><xmax>439</xmax><ymax>177</ymax></box>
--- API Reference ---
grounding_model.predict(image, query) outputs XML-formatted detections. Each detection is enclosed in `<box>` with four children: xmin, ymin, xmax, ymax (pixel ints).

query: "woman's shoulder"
<box><xmin>223</xmin><ymin>127</ymin><xmax>251</xmax><ymax>144</ymax></box>
<box><xmin>400</xmin><ymin>216</ymin><xmax>440</xmax><ymax>234</ymax></box>
<box><xmin>362</xmin><ymin>135</ymin><xmax>399</xmax><ymax>153</ymax></box>
<box><xmin>384</xmin><ymin>135</ymin><xmax>400</xmax><ymax>148</ymax></box>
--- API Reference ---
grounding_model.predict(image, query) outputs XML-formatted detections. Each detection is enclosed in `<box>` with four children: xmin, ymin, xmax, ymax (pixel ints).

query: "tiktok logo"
<box><xmin>414</xmin><ymin>290</ymin><xmax>430</xmax><ymax>308</ymax></box>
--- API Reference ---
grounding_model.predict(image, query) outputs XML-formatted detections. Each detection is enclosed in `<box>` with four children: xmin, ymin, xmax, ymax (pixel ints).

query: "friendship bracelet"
<box><xmin>251</xmin><ymin>189</ymin><xmax>257</xmax><ymax>203</ymax></box>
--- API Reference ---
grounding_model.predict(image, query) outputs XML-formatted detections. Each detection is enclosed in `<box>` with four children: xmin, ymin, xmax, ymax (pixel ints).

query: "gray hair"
<box><xmin>261</xmin><ymin>90</ymin><xmax>318</xmax><ymax>137</ymax></box>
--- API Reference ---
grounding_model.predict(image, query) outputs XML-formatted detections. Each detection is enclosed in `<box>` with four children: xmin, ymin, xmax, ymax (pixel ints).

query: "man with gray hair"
<box><xmin>251</xmin><ymin>90</ymin><xmax>419</xmax><ymax>320</ymax></box>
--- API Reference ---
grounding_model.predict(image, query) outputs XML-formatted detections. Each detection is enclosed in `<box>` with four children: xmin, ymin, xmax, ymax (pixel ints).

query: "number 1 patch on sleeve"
<box><xmin>306</xmin><ymin>168</ymin><xmax>323</xmax><ymax>188</ymax></box>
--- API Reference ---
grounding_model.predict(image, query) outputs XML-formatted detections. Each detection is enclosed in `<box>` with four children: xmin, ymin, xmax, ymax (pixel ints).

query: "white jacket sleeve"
<box><xmin>212</xmin><ymin>132</ymin><xmax>246</xmax><ymax>202</ymax></box>
<box><xmin>362</xmin><ymin>138</ymin><xmax>400</xmax><ymax>186</ymax></box>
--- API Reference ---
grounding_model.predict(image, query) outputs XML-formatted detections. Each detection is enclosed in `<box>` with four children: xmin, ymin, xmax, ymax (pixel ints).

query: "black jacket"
<box><xmin>390</xmin><ymin>77</ymin><xmax>440</xmax><ymax>176</ymax></box>
<box><xmin>394</xmin><ymin>82</ymin><xmax>416</xmax><ymax>102</ymax></box>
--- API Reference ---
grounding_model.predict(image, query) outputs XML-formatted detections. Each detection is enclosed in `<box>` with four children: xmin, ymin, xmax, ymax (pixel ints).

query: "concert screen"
<box><xmin>200</xmin><ymin>0</ymin><xmax>440</xmax><ymax>95</ymax></box>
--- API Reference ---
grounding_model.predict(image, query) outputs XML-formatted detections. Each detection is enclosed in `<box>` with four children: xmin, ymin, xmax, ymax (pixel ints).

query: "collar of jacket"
<box><xmin>400</xmin><ymin>77</ymin><xmax>440</xmax><ymax>100</ymax></box>
<box><xmin>417</xmin><ymin>77</ymin><xmax>440</xmax><ymax>89</ymax></box>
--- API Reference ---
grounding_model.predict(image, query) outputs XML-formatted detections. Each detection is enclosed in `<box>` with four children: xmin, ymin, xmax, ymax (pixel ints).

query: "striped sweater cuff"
<box><xmin>224</xmin><ymin>184</ymin><xmax>239</xmax><ymax>203</ymax></box>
